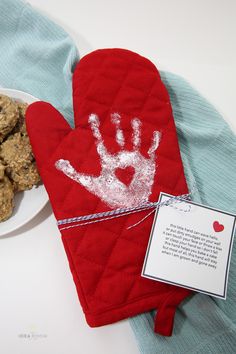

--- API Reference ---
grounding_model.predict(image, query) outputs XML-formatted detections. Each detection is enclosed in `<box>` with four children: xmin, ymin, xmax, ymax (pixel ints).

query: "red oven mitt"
<box><xmin>26</xmin><ymin>48</ymin><xmax>192</xmax><ymax>336</ymax></box>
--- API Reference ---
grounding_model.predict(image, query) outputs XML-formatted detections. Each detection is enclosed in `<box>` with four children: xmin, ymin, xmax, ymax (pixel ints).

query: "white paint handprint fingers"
<box><xmin>55</xmin><ymin>113</ymin><xmax>162</xmax><ymax>209</ymax></box>
<box><xmin>148</xmin><ymin>131</ymin><xmax>161</xmax><ymax>158</ymax></box>
<box><xmin>55</xmin><ymin>159</ymin><xmax>94</xmax><ymax>188</ymax></box>
<box><xmin>88</xmin><ymin>114</ymin><xmax>108</xmax><ymax>158</ymax></box>
<box><xmin>111</xmin><ymin>113</ymin><xmax>125</xmax><ymax>148</ymax></box>
<box><xmin>131</xmin><ymin>118</ymin><xmax>141</xmax><ymax>150</ymax></box>
<box><xmin>90</xmin><ymin>113</ymin><xmax>143</xmax><ymax>154</ymax></box>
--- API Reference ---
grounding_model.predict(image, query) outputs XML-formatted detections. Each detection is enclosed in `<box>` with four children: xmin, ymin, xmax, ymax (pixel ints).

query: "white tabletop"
<box><xmin>1</xmin><ymin>1</ymin><xmax>235</xmax><ymax>354</ymax></box>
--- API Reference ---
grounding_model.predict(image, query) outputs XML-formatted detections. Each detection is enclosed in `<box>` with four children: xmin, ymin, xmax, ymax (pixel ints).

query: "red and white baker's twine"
<box><xmin>57</xmin><ymin>189</ymin><xmax>195</xmax><ymax>231</ymax></box>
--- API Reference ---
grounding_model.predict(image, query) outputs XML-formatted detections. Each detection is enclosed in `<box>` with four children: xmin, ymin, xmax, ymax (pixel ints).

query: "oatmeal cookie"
<box><xmin>0</xmin><ymin>94</ymin><xmax>40</xmax><ymax>222</ymax></box>
<box><xmin>0</xmin><ymin>95</ymin><xmax>19</xmax><ymax>142</ymax></box>
<box><xmin>0</xmin><ymin>132</ymin><xmax>34</xmax><ymax>168</ymax></box>
<box><xmin>12</xmin><ymin>102</ymin><xmax>28</xmax><ymax>135</ymax></box>
<box><xmin>7</xmin><ymin>162</ymin><xmax>40</xmax><ymax>191</ymax></box>
<box><xmin>0</xmin><ymin>160</ymin><xmax>5</xmax><ymax>179</ymax></box>
<box><xmin>0</xmin><ymin>175</ymin><xmax>14</xmax><ymax>221</ymax></box>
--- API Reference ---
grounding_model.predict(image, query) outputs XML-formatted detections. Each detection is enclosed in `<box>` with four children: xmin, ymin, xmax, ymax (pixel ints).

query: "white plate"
<box><xmin>0</xmin><ymin>88</ymin><xmax>48</xmax><ymax>236</ymax></box>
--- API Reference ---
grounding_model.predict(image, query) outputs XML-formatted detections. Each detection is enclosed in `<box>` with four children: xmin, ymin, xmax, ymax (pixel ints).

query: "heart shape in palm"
<box><xmin>55</xmin><ymin>113</ymin><xmax>161</xmax><ymax>208</ymax></box>
<box><xmin>115</xmin><ymin>166</ymin><xmax>135</xmax><ymax>187</ymax></box>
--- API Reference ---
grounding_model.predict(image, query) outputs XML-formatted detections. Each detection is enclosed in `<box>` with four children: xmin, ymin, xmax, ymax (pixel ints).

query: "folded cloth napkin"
<box><xmin>0</xmin><ymin>0</ymin><xmax>235</xmax><ymax>352</ymax></box>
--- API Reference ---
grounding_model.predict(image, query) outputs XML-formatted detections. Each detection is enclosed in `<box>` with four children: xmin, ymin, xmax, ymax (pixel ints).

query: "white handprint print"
<box><xmin>55</xmin><ymin>113</ymin><xmax>161</xmax><ymax>209</ymax></box>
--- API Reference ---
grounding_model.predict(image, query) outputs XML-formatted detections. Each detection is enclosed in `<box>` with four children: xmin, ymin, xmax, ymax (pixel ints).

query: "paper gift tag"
<box><xmin>142</xmin><ymin>193</ymin><xmax>236</xmax><ymax>299</ymax></box>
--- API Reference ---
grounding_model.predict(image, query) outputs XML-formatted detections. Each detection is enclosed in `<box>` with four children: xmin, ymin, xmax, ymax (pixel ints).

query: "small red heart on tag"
<box><xmin>213</xmin><ymin>221</ymin><xmax>224</xmax><ymax>232</ymax></box>
<box><xmin>115</xmin><ymin>166</ymin><xmax>135</xmax><ymax>186</ymax></box>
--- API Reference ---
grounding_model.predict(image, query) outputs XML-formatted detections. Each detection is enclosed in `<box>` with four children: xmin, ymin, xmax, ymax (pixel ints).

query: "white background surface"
<box><xmin>0</xmin><ymin>1</ymin><xmax>236</xmax><ymax>354</ymax></box>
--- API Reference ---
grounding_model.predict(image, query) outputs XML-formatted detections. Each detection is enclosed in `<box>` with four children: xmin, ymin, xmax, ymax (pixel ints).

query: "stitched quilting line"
<box><xmin>63</xmin><ymin>232</ymin><xmax>180</xmax><ymax>313</ymax></box>
<box><xmin>81</xmin><ymin>76</ymin><xmax>159</xmax><ymax>118</ymax></box>
<box><xmin>61</xmin><ymin>234</ymin><xmax>90</xmax><ymax>310</ymax></box>
<box><xmin>73</xmin><ymin>51</ymin><xmax>135</xmax><ymax>116</ymax></box>
<box><xmin>90</xmin><ymin>174</ymin><xmax>182</xmax><ymax>302</ymax></box>
<box><xmin>76</xmin><ymin>252</ymin><xmax>139</xmax><ymax>294</ymax></box>
<box><xmin>85</xmin><ymin>267</ymin><xmax>188</xmax><ymax>315</ymax></box>
<box><xmin>73</xmin><ymin>51</ymin><xmax>111</xmax><ymax>104</ymax></box>
<box><xmin>90</xmin><ymin>170</ymin><xmax>190</xmax><ymax>304</ymax></box>
<box><xmin>76</xmin><ymin>249</ymin><xmax>189</xmax><ymax>312</ymax></box>
<box><xmin>66</xmin><ymin>153</ymin><xmax>184</xmax><ymax>305</ymax></box>
<box><xmin>106</xmin><ymin>56</ymin><xmax>137</xmax><ymax>109</ymax></box>
<box><xmin>114</xmin><ymin>173</ymin><xmax>191</xmax><ymax>304</ymax></box>
<box><xmin>86</xmin><ymin>285</ymin><xmax>175</xmax><ymax>313</ymax></box>
<box><xmin>77</xmin><ymin>52</ymin><xmax>162</xmax><ymax>121</ymax></box>
<box><xmin>68</xmin><ymin>155</ymin><xmax>181</xmax><ymax>304</ymax></box>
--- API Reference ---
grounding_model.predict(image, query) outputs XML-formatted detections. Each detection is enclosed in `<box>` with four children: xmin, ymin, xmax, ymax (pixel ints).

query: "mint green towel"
<box><xmin>0</xmin><ymin>1</ymin><xmax>235</xmax><ymax>353</ymax></box>
<box><xmin>130</xmin><ymin>72</ymin><xmax>236</xmax><ymax>353</ymax></box>
<box><xmin>0</xmin><ymin>0</ymin><xmax>78</xmax><ymax>120</ymax></box>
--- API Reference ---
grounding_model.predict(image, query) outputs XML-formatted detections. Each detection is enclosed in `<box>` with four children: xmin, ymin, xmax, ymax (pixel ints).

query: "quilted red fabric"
<box><xmin>26</xmin><ymin>48</ymin><xmax>192</xmax><ymax>336</ymax></box>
